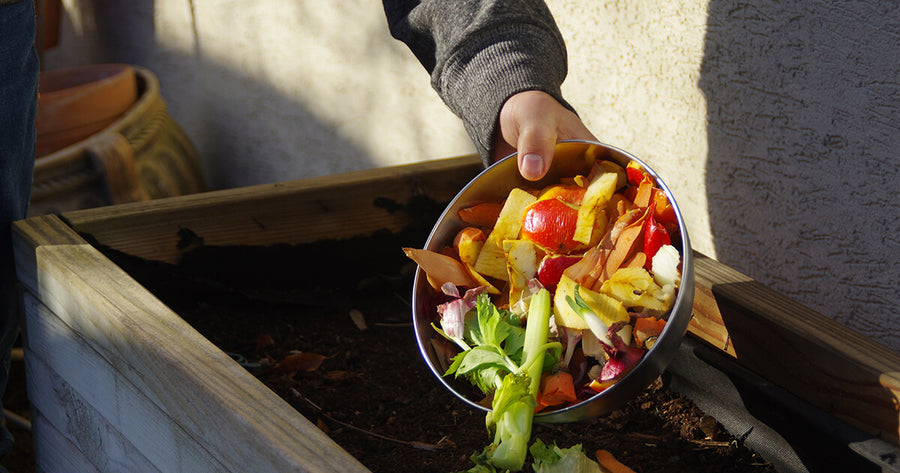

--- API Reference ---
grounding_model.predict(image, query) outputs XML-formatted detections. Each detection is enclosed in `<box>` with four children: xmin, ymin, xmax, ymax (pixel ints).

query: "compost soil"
<box><xmin>83</xmin><ymin>209</ymin><xmax>777</xmax><ymax>473</ymax></box>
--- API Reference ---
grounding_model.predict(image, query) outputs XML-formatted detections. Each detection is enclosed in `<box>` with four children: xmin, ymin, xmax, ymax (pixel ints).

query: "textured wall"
<box><xmin>550</xmin><ymin>0</ymin><xmax>900</xmax><ymax>350</ymax></box>
<box><xmin>45</xmin><ymin>0</ymin><xmax>474</xmax><ymax>188</ymax></box>
<box><xmin>45</xmin><ymin>0</ymin><xmax>900</xmax><ymax>350</ymax></box>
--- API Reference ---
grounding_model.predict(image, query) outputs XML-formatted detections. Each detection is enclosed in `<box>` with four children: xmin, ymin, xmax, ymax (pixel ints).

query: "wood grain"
<box><xmin>14</xmin><ymin>214</ymin><xmax>371</xmax><ymax>473</ymax></box>
<box><xmin>62</xmin><ymin>155</ymin><xmax>484</xmax><ymax>264</ymax></box>
<box><xmin>24</xmin><ymin>344</ymin><xmax>163</xmax><ymax>472</ymax></box>
<box><xmin>688</xmin><ymin>251</ymin><xmax>900</xmax><ymax>444</ymax></box>
<box><xmin>30</xmin><ymin>411</ymin><xmax>102</xmax><ymax>473</ymax></box>
<box><xmin>22</xmin><ymin>292</ymin><xmax>224</xmax><ymax>472</ymax></box>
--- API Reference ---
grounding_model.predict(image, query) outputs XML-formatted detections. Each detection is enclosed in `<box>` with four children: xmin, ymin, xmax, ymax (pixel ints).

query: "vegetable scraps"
<box><xmin>530</xmin><ymin>439</ymin><xmax>602</xmax><ymax>473</ymax></box>
<box><xmin>405</xmin><ymin>156</ymin><xmax>683</xmax><ymax>471</ymax></box>
<box><xmin>442</xmin><ymin>288</ymin><xmax>560</xmax><ymax>470</ymax></box>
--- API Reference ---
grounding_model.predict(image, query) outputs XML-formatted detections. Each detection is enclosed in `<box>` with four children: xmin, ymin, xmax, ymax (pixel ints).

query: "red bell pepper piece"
<box><xmin>642</xmin><ymin>202</ymin><xmax>670</xmax><ymax>268</ymax></box>
<box><xmin>651</xmin><ymin>188</ymin><xmax>677</xmax><ymax>226</ymax></box>
<box><xmin>625</xmin><ymin>161</ymin><xmax>649</xmax><ymax>187</ymax></box>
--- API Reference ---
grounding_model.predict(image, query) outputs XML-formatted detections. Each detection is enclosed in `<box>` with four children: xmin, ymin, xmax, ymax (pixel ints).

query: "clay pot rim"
<box><xmin>38</xmin><ymin>63</ymin><xmax>136</xmax><ymax>98</ymax></box>
<box><xmin>36</xmin><ymin>63</ymin><xmax>139</xmax><ymax>156</ymax></box>
<box><xmin>36</xmin><ymin>65</ymin><xmax>159</xmax><ymax>164</ymax></box>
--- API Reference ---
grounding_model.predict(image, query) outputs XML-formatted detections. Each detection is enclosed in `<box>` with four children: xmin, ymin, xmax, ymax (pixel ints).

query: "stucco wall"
<box><xmin>44</xmin><ymin>0</ymin><xmax>899</xmax><ymax>351</ymax></box>
<box><xmin>44</xmin><ymin>0</ymin><xmax>475</xmax><ymax>188</ymax></box>
<box><xmin>552</xmin><ymin>0</ymin><xmax>900</xmax><ymax>351</ymax></box>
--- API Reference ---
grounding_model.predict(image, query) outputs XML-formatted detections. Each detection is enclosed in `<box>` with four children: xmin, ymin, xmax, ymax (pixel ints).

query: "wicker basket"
<box><xmin>30</xmin><ymin>65</ymin><xmax>206</xmax><ymax>216</ymax></box>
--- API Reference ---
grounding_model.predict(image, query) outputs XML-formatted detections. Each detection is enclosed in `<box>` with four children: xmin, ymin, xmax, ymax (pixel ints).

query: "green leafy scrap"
<box><xmin>529</xmin><ymin>439</ymin><xmax>602</xmax><ymax>473</ymax></box>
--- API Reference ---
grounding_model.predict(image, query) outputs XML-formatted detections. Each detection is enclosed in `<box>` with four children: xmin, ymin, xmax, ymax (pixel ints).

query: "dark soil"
<box><xmin>91</xmin><ymin>221</ymin><xmax>777</xmax><ymax>473</ymax></box>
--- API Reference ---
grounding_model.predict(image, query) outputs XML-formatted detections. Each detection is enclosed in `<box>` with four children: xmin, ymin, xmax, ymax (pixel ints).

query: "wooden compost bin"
<box><xmin>12</xmin><ymin>156</ymin><xmax>900</xmax><ymax>472</ymax></box>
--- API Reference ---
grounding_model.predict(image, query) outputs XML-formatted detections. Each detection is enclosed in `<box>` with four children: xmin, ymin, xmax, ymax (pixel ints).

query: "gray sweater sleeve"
<box><xmin>383</xmin><ymin>0</ymin><xmax>572</xmax><ymax>167</ymax></box>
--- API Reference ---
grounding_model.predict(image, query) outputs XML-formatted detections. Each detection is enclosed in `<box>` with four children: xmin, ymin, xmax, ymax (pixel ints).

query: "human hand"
<box><xmin>491</xmin><ymin>90</ymin><xmax>597</xmax><ymax>181</ymax></box>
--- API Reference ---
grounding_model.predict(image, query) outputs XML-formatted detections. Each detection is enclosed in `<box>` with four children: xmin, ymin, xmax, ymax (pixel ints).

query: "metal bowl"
<box><xmin>412</xmin><ymin>140</ymin><xmax>694</xmax><ymax>423</ymax></box>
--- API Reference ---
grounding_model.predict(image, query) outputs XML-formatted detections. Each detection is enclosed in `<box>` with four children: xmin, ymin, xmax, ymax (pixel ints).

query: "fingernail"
<box><xmin>521</xmin><ymin>153</ymin><xmax>544</xmax><ymax>180</ymax></box>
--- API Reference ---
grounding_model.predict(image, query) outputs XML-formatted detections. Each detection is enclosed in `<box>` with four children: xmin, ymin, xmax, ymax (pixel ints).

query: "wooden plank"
<box><xmin>687</xmin><ymin>262</ymin><xmax>736</xmax><ymax>356</ymax></box>
<box><xmin>17</xmin><ymin>157</ymin><xmax>900</xmax><ymax>460</ymax></box>
<box><xmin>31</xmin><ymin>410</ymin><xmax>101</xmax><ymax>473</ymax></box>
<box><xmin>61</xmin><ymin>155</ymin><xmax>483</xmax><ymax>264</ymax></box>
<box><xmin>22</xmin><ymin>292</ymin><xmax>221</xmax><ymax>472</ymax></box>
<box><xmin>24</xmin><ymin>342</ymin><xmax>162</xmax><ymax>472</ymax></box>
<box><xmin>687</xmin><ymin>251</ymin><xmax>900</xmax><ymax>445</ymax></box>
<box><xmin>13</xmin><ymin>215</ymin><xmax>371</xmax><ymax>473</ymax></box>
<box><xmin>12</xmin><ymin>214</ymin><xmax>86</xmax><ymax>290</ymax></box>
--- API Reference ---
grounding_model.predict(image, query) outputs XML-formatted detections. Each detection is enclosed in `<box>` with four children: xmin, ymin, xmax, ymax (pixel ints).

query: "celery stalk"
<box><xmin>485</xmin><ymin>288</ymin><xmax>553</xmax><ymax>470</ymax></box>
<box><xmin>446</xmin><ymin>289</ymin><xmax>559</xmax><ymax>472</ymax></box>
<box><xmin>521</xmin><ymin>288</ymin><xmax>552</xmax><ymax>395</ymax></box>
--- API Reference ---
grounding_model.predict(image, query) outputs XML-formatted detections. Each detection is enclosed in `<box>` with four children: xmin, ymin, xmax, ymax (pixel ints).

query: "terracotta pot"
<box><xmin>36</xmin><ymin>63</ymin><xmax>138</xmax><ymax>157</ymax></box>
<box><xmin>30</xmin><ymin>66</ymin><xmax>206</xmax><ymax>216</ymax></box>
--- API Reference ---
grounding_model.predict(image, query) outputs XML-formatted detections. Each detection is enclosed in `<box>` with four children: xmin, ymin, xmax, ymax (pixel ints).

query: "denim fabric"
<box><xmin>0</xmin><ymin>0</ymin><xmax>38</xmax><ymax>468</ymax></box>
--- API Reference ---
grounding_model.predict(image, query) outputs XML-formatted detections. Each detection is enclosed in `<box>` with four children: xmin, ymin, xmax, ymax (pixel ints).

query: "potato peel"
<box><xmin>474</xmin><ymin>188</ymin><xmax>536</xmax><ymax>280</ymax></box>
<box><xmin>574</xmin><ymin>169</ymin><xmax>618</xmax><ymax>245</ymax></box>
<box><xmin>503</xmin><ymin>239</ymin><xmax>538</xmax><ymax>307</ymax></box>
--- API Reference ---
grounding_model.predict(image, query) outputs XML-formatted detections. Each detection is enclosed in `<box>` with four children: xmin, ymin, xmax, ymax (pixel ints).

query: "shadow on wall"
<box><xmin>698</xmin><ymin>1</ymin><xmax>900</xmax><ymax>348</ymax></box>
<box><xmin>699</xmin><ymin>3</ymin><xmax>900</xmax><ymax>468</ymax></box>
<box><xmin>61</xmin><ymin>0</ymin><xmax>410</xmax><ymax>190</ymax></box>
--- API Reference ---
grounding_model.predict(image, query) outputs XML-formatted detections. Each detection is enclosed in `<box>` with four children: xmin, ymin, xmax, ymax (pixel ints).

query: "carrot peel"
<box><xmin>537</xmin><ymin>371</ymin><xmax>577</xmax><ymax>409</ymax></box>
<box><xmin>596</xmin><ymin>449</ymin><xmax>637</xmax><ymax>473</ymax></box>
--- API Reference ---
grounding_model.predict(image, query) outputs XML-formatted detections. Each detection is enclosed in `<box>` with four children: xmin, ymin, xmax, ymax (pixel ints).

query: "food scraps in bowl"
<box><xmin>407</xmin><ymin>155</ymin><xmax>679</xmax><ymax>391</ymax></box>
<box><xmin>404</xmin><ymin>141</ymin><xmax>692</xmax><ymax>470</ymax></box>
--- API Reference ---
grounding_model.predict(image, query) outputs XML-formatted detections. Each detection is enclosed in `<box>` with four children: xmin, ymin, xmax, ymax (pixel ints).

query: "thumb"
<box><xmin>516</xmin><ymin>124</ymin><xmax>557</xmax><ymax>181</ymax></box>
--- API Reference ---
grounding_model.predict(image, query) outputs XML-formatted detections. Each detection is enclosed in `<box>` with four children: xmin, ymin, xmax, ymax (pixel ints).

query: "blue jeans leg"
<box><xmin>0</xmin><ymin>0</ymin><xmax>39</xmax><ymax>468</ymax></box>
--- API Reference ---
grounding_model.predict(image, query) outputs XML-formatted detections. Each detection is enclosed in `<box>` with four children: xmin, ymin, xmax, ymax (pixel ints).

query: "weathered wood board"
<box><xmin>14</xmin><ymin>214</ymin><xmax>370</xmax><ymax>473</ymax></box>
<box><xmin>60</xmin><ymin>155</ymin><xmax>484</xmax><ymax>265</ymax></box>
<box><xmin>688</xmin><ymin>253</ymin><xmax>900</xmax><ymax>445</ymax></box>
<box><xmin>13</xmin><ymin>155</ymin><xmax>900</xmax><ymax>471</ymax></box>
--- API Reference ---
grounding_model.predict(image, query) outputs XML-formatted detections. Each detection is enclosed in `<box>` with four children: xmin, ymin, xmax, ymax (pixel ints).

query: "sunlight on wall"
<box><xmin>152</xmin><ymin>0</ymin><xmax>196</xmax><ymax>56</ymax></box>
<box><xmin>549</xmin><ymin>0</ymin><xmax>716</xmax><ymax>257</ymax></box>
<box><xmin>151</xmin><ymin>0</ymin><xmax>472</xmax><ymax>184</ymax></box>
<box><xmin>149</xmin><ymin>0</ymin><xmax>716</xmax><ymax>254</ymax></box>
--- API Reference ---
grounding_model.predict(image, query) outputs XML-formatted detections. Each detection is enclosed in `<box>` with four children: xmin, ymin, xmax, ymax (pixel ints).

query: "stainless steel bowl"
<box><xmin>412</xmin><ymin>140</ymin><xmax>694</xmax><ymax>423</ymax></box>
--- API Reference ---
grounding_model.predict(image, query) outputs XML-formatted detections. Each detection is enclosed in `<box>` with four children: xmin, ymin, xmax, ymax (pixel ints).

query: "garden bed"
<box><xmin>98</xmin><ymin>229</ymin><xmax>775</xmax><ymax>473</ymax></box>
<box><xmin>14</xmin><ymin>156</ymin><xmax>900</xmax><ymax>472</ymax></box>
